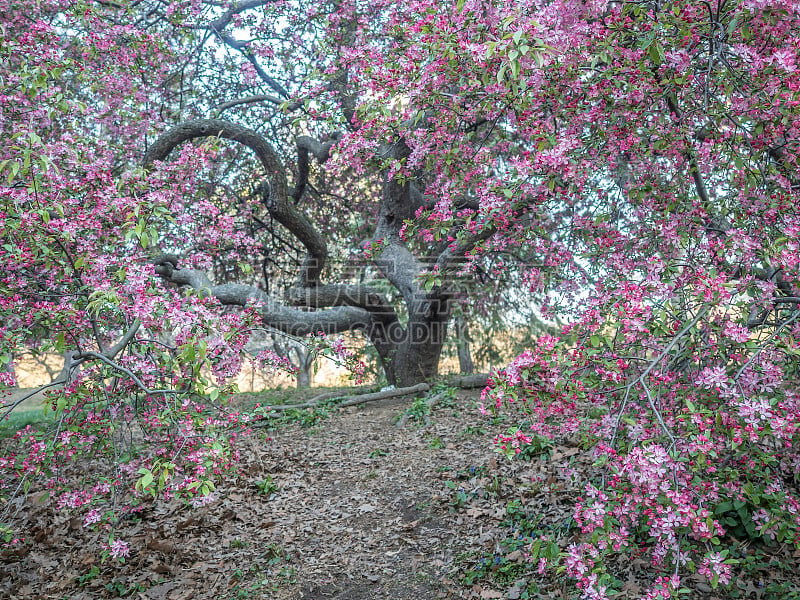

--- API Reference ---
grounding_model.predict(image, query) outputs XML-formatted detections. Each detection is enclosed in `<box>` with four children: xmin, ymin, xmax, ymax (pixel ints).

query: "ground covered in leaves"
<box><xmin>2</xmin><ymin>388</ymin><xmax>798</xmax><ymax>599</ymax></box>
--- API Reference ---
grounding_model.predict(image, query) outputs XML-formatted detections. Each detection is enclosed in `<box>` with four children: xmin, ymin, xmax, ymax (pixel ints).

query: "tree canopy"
<box><xmin>1</xmin><ymin>0</ymin><xmax>799</xmax><ymax>596</ymax></box>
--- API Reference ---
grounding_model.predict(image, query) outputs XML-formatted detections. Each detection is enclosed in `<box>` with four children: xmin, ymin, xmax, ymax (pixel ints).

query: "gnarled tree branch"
<box><xmin>284</xmin><ymin>283</ymin><xmax>399</xmax><ymax>324</ymax></box>
<box><xmin>153</xmin><ymin>256</ymin><xmax>375</xmax><ymax>337</ymax></box>
<box><xmin>292</xmin><ymin>135</ymin><xmax>338</xmax><ymax>202</ymax></box>
<box><xmin>144</xmin><ymin>118</ymin><xmax>328</xmax><ymax>287</ymax></box>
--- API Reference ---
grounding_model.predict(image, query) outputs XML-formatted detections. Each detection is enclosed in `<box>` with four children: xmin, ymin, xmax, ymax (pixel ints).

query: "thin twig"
<box><xmin>735</xmin><ymin>309</ymin><xmax>800</xmax><ymax>380</ymax></box>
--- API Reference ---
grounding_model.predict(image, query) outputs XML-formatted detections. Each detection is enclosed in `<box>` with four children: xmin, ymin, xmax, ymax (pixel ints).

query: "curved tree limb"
<box><xmin>292</xmin><ymin>135</ymin><xmax>338</xmax><ymax>202</ymax></box>
<box><xmin>284</xmin><ymin>283</ymin><xmax>399</xmax><ymax>324</ymax></box>
<box><xmin>255</xmin><ymin>382</ymin><xmax>429</xmax><ymax>418</ymax></box>
<box><xmin>105</xmin><ymin>318</ymin><xmax>140</xmax><ymax>360</ymax></box>
<box><xmin>144</xmin><ymin>118</ymin><xmax>328</xmax><ymax>287</ymax></box>
<box><xmin>153</xmin><ymin>257</ymin><xmax>374</xmax><ymax>336</ymax></box>
<box><xmin>446</xmin><ymin>373</ymin><xmax>490</xmax><ymax>388</ymax></box>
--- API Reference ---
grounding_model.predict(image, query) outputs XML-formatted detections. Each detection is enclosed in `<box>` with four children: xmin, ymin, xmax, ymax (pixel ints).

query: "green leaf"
<box><xmin>715</xmin><ymin>501</ymin><xmax>733</xmax><ymax>514</ymax></box>
<box><xmin>497</xmin><ymin>63</ymin><xmax>507</xmax><ymax>84</ymax></box>
<box><xmin>648</xmin><ymin>41</ymin><xmax>664</xmax><ymax>65</ymax></box>
<box><xmin>137</xmin><ymin>468</ymin><xmax>154</xmax><ymax>491</ymax></box>
<box><xmin>7</xmin><ymin>161</ymin><xmax>19</xmax><ymax>184</ymax></box>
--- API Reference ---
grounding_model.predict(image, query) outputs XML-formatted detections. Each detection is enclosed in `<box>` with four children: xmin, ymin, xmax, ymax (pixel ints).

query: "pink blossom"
<box><xmin>107</xmin><ymin>539</ymin><xmax>130</xmax><ymax>560</ymax></box>
<box><xmin>698</xmin><ymin>552</ymin><xmax>732</xmax><ymax>586</ymax></box>
<box><xmin>83</xmin><ymin>509</ymin><xmax>102</xmax><ymax>528</ymax></box>
<box><xmin>695</xmin><ymin>366</ymin><xmax>729</xmax><ymax>391</ymax></box>
<box><xmin>723</xmin><ymin>322</ymin><xmax>750</xmax><ymax>344</ymax></box>
<box><xmin>772</xmin><ymin>49</ymin><xmax>797</xmax><ymax>73</ymax></box>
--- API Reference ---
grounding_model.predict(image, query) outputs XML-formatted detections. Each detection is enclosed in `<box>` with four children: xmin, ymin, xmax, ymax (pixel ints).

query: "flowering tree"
<box><xmin>340</xmin><ymin>0</ymin><xmax>799</xmax><ymax>596</ymax></box>
<box><xmin>0</xmin><ymin>0</ymin><xmax>496</xmax><ymax>554</ymax></box>
<box><xmin>0</xmin><ymin>1</ymin><xmax>272</xmax><ymax>557</ymax></box>
<box><xmin>2</xmin><ymin>0</ymin><xmax>800</xmax><ymax>593</ymax></box>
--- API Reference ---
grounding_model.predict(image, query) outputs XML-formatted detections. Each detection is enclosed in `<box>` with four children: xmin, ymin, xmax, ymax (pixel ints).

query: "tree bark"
<box><xmin>258</xmin><ymin>382</ymin><xmax>429</xmax><ymax>416</ymax></box>
<box><xmin>296</xmin><ymin>366</ymin><xmax>312</xmax><ymax>388</ymax></box>
<box><xmin>454</xmin><ymin>317</ymin><xmax>474</xmax><ymax>375</ymax></box>
<box><xmin>385</xmin><ymin>295</ymin><xmax>452</xmax><ymax>386</ymax></box>
<box><xmin>295</xmin><ymin>346</ymin><xmax>313</xmax><ymax>388</ymax></box>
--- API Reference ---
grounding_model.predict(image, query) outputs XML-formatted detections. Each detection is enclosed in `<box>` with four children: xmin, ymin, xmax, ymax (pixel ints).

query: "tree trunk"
<box><xmin>297</xmin><ymin>366</ymin><xmax>311</xmax><ymax>389</ymax></box>
<box><xmin>454</xmin><ymin>317</ymin><xmax>474</xmax><ymax>375</ymax></box>
<box><xmin>55</xmin><ymin>351</ymin><xmax>79</xmax><ymax>385</ymax></box>
<box><xmin>286</xmin><ymin>343</ymin><xmax>313</xmax><ymax>388</ymax></box>
<box><xmin>383</xmin><ymin>298</ymin><xmax>451</xmax><ymax>386</ymax></box>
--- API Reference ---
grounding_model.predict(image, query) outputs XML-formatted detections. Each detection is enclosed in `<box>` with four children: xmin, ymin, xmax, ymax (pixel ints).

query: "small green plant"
<box><xmin>77</xmin><ymin>565</ymin><xmax>101</xmax><ymax>587</ymax></box>
<box><xmin>278</xmin><ymin>565</ymin><xmax>296</xmax><ymax>583</ymax></box>
<box><xmin>462</xmin><ymin>554</ymin><xmax>529</xmax><ymax>586</ymax></box>
<box><xmin>456</xmin><ymin>464</ymin><xmax>489</xmax><ymax>479</ymax></box>
<box><xmin>228</xmin><ymin>545</ymin><xmax>295</xmax><ymax>598</ymax></box>
<box><xmin>489</xmin><ymin>414</ymin><xmax>507</xmax><ymax>426</ymax></box>
<box><xmin>263</xmin><ymin>542</ymin><xmax>288</xmax><ymax>564</ymax></box>
<box><xmin>461</xmin><ymin>424</ymin><xmax>487</xmax><ymax>437</ymax></box>
<box><xmin>430</xmin><ymin>382</ymin><xmax>458</xmax><ymax>407</ymax></box>
<box><xmin>444</xmin><ymin>480</ymin><xmax>475</xmax><ymax>511</ymax></box>
<box><xmin>368</xmin><ymin>448</ymin><xmax>388</xmax><ymax>458</ymax></box>
<box><xmin>254</xmin><ymin>475</ymin><xmax>279</xmax><ymax>497</ymax></box>
<box><xmin>516</xmin><ymin>432</ymin><xmax>553</xmax><ymax>460</ymax></box>
<box><xmin>104</xmin><ymin>580</ymin><xmax>147</xmax><ymax>596</ymax></box>
<box><xmin>428</xmin><ymin>436</ymin><xmax>445</xmax><ymax>449</ymax></box>
<box><xmin>402</xmin><ymin>397</ymin><xmax>432</xmax><ymax>424</ymax></box>
<box><xmin>290</xmin><ymin>407</ymin><xmax>328</xmax><ymax>428</ymax></box>
<box><xmin>486</xmin><ymin>475</ymin><xmax>501</xmax><ymax>497</ymax></box>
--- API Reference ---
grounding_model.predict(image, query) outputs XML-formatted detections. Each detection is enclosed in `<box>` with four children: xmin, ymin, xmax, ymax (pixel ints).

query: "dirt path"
<box><xmin>2</xmin><ymin>391</ymin><xmax>552</xmax><ymax>599</ymax></box>
<box><xmin>258</xmin><ymin>394</ymin><xmax>491</xmax><ymax>600</ymax></box>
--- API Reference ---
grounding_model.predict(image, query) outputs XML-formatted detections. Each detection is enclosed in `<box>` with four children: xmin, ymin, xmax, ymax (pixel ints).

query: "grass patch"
<box><xmin>243</xmin><ymin>385</ymin><xmax>380</xmax><ymax>430</ymax></box>
<box><xmin>235</xmin><ymin>385</ymin><xmax>377</xmax><ymax>409</ymax></box>
<box><xmin>0</xmin><ymin>404</ymin><xmax>56</xmax><ymax>438</ymax></box>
